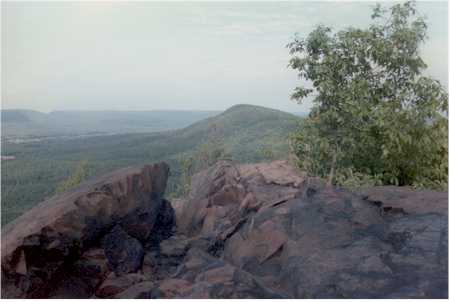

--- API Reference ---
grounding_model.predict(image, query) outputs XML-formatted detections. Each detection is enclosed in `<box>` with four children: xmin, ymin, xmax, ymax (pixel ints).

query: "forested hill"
<box><xmin>2</xmin><ymin>104</ymin><xmax>301</xmax><ymax>225</ymax></box>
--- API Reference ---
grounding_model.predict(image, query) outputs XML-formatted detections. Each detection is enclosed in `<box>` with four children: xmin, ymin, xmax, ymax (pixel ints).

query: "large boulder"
<box><xmin>1</xmin><ymin>162</ymin><xmax>170</xmax><ymax>298</ymax></box>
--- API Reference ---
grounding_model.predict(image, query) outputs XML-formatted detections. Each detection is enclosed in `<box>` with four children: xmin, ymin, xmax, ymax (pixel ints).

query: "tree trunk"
<box><xmin>327</xmin><ymin>151</ymin><xmax>337</xmax><ymax>187</ymax></box>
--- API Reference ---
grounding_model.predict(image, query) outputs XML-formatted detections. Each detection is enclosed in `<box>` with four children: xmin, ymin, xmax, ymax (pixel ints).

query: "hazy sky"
<box><xmin>2</xmin><ymin>1</ymin><xmax>448</xmax><ymax>113</ymax></box>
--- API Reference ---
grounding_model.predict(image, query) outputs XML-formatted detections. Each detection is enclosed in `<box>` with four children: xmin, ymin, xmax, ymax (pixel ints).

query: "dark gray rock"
<box><xmin>118</xmin><ymin>201</ymin><xmax>161</xmax><ymax>243</ymax></box>
<box><xmin>163</xmin><ymin>248</ymin><xmax>286</xmax><ymax>298</ymax></box>
<box><xmin>48</xmin><ymin>248</ymin><xmax>110</xmax><ymax>297</ymax></box>
<box><xmin>101</xmin><ymin>226</ymin><xmax>144</xmax><ymax>276</ymax></box>
<box><xmin>146</xmin><ymin>199</ymin><xmax>176</xmax><ymax>247</ymax></box>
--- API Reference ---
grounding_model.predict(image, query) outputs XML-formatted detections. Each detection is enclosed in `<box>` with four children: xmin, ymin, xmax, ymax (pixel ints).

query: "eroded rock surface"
<box><xmin>2</xmin><ymin>160</ymin><xmax>447</xmax><ymax>298</ymax></box>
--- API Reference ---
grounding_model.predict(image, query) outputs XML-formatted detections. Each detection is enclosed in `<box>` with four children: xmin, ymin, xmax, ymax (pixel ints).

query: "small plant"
<box><xmin>56</xmin><ymin>160</ymin><xmax>89</xmax><ymax>193</ymax></box>
<box><xmin>260</xmin><ymin>145</ymin><xmax>275</xmax><ymax>161</ymax></box>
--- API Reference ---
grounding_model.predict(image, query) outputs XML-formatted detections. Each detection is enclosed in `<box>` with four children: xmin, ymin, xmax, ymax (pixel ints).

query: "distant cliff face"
<box><xmin>1</xmin><ymin>161</ymin><xmax>448</xmax><ymax>298</ymax></box>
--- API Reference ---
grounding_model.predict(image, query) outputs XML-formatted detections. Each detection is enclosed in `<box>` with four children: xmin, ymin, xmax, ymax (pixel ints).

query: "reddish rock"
<box><xmin>238</xmin><ymin>160</ymin><xmax>306</xmax><ymax>187</ymax></box>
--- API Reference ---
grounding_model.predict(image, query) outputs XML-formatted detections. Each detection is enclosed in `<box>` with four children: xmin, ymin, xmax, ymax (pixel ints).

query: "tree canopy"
<box><xmin>288</xmin><ymin>1</ymin><xmax>448</xmax><ymax>190</ymax></box>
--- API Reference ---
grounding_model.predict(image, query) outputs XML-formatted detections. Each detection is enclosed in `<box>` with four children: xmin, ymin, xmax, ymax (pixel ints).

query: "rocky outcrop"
<box><xmin>177</xmin><ymin>160</ymin><xmax>448</xmax><ymax>298</ymax></box>
<box><xmin>2</xmin><ymin>160</ymin><xmax>447</xmax><ymax>298</ymax></box>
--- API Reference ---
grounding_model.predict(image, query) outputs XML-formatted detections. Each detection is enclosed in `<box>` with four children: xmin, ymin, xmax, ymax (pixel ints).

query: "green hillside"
<box><xmin>1</xmin><ymin>104</ymin><xmax>301</xmax><ymax>225</ymax></box>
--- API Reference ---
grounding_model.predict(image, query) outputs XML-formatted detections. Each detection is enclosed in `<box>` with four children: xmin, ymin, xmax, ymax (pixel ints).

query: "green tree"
<box><xmin>55</xmin><ymin>160</ymin><xmax>89</xmax><ymax>193</ymax></box>
<box><xmin>260</xmin><ymin>144</ymin><xmax>275</xmax><ymax>161</ymax></box>
<box><xmin>287</xmin><ymin>1</ymin><xmax>448</xmax><ymax>190</ymax></box>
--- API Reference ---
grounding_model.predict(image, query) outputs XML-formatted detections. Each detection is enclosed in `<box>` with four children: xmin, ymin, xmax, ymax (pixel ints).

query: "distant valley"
<box><xmin>1</xmin><ymin>104</ymin><xmax>301</xmax><ymax>225</ymax></box>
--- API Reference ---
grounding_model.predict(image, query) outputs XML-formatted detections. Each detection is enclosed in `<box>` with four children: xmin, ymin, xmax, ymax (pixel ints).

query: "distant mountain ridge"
<box><xmin>1</xmin><ymin>109</ymin><xmax>47</xmax><ymax>123</ymax></box>
<box><xmin>1</xmin><ymin>109</ymin><xmax>221</xmax><ymax>137</ymax></box>
<box><xmin>2</xmin><ymin>104</ymin><xmax>302</xmax><ymax>225</ymax></box>
<box><xmin>2</xmin><ymin>106</ymin><xmax>307</xmax><ymax>138</ymax></box>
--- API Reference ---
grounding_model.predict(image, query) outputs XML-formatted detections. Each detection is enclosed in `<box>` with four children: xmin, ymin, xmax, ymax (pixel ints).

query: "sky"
<box><xmin>2</xmin><ymin>1</ymin><xmax>448</xmax><ymax>113</ymax></box>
